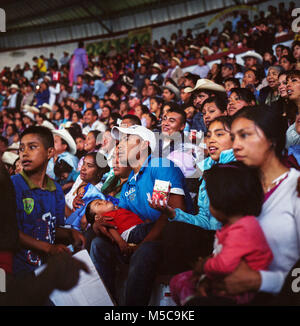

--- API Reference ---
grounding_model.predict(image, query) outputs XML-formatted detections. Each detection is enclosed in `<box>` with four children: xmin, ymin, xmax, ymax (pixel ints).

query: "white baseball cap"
<box><xmin>111</xmin><ymin>125</ymin><xmax>156</xmax><ymax>153</ymax></box>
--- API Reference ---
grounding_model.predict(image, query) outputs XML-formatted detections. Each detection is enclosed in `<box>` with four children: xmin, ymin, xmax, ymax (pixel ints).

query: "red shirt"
<box><xmin>103</xmin><ymin>208</ymin><xmax>144</xmax><ymax>235</ymax></box>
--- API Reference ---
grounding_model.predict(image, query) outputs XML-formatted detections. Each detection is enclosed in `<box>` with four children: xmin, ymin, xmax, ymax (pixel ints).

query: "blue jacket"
<box><xmin>172</xmin><ymin>149</ymin><xmax>236</xmax><ymax>230</ymax></box>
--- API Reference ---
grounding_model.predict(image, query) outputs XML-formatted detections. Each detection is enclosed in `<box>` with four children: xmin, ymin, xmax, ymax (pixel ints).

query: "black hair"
<box><xmin>204</xmin><ymin>161</ymin><xmax>264</xmax><ymax>218</ymax></box>
<box><xmin>286</xmin><ymin>69</ymin><xmax>300</xmax><ymax>81</ymax></box>
<box><xmin>20</xmin><ymin>126</ymin><xmax>54</xmax><ymax>149</ymax></box>
<box><xmin>243</xmin><ymin>68</ymin><xmax>262</xmax><ymax>85</ymax></box>
<box><xmin>232</xmin><ymin>105</ymin><xmax>286</xmax><ymax>159</ymax></box>
<box><xmin>224</xmin><ymin>77</ymin><xmax>240</xmax><ymax>88</ymax></box>
<box><xmin>201</xmin><ymin>95</ymin><xmax>228</xmax><ymax>114</ymax></box>
<box><xmin>229</xmin><ymin>88</ymin><xmax>256</xmax><ymax>104</ymax></box>
<box><xmin>207</xmin><ymin>115</ymin><xmax>232</xmax><ymax>133</ymax></box>
<box><xmin>122</xmin><ymin>114</ymin><xmax>142</xmax><ymax>126</ymax></box>
<box><xmin>0</xmin><ymin>135</ymin><xmax>8</xmax><ymax>147</ymax></box>
<box><xmin>84</xmin><ymin>152</ymin><xmax>110</xmax><ymax>182</ymax></box>
<box><xmin>6</xmin><ymin>123</ymin><xmax>18</xmax><ymax>135</ymax></box>
<box><xmin>85</xmin><ymin>201</ymin><xmax>96</xmax><ymax>225</ymax></box>
<box><xmin>167</xmin><ymin>105</ymin><xmax>187</xmax><ymax>125</ymax></box>
<box><xmin>54</xmin><ymin>159</ymin><xmax>73</xmax><ymax>179</ymax></box>
<box><xmin>85</xmin><ymin>108</ymin><xmax>98</xmax><ymax>118</ymax></box>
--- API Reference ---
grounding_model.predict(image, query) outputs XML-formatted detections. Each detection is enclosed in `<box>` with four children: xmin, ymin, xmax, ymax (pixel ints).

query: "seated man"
<box><xmin>89</xmin><ymin>125</ymin><xmax>194</xmax><ymax>305</ymax></box>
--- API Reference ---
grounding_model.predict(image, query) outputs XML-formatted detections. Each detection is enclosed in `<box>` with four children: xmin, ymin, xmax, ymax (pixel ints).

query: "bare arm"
<box><xmin>18</xmin><ymin>230</ymin><xmax>70</xmax><ymax>255</ymax></box>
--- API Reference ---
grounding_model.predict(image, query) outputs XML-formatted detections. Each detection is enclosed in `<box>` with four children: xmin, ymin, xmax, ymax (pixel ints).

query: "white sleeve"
<box><xmin>65</xmin><ymin>175</ymin><xmax>83</xmax><ymax>210</ymax></box>
<box><xmin>259</xmin><ymin>270</ymin><xmax>286</xmax><ymax>294</ymax></box>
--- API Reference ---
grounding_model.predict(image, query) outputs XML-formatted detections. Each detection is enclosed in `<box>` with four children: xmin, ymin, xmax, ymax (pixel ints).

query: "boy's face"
<box><xmin>90</xmin><ymin>199</ymin><xmax>116</xmax><ymax>217</ymax></box>
<box><xmin>19</xmin><ymin>133</ymin><xmax>53</xmax><ymax>174</ymax></box>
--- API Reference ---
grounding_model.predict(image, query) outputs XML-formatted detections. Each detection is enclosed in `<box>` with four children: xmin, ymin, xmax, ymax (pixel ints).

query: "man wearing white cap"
<box><xmin>89</xmin><ymin>125</ymin><xmax>194</xmax><ymax>305</ymax></box>
<box><xmin>46</xmin><ymin>128</ymin><xmax>79</xmax><ymax>179</ymax></box>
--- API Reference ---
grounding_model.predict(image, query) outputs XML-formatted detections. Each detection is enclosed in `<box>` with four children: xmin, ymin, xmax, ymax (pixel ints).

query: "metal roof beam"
<box><xmin>80</xmin><ymin>3</ymin><xmax>112</xmax><ymax>34</ymax></box>
<box><xmin>6</xmin><ymin>0</ymin><xmax>95</xmax><ymax>27</ymax></box>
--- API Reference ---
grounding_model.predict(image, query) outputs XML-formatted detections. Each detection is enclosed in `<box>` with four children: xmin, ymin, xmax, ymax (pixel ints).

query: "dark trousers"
<box><xmin>159</xmin><ymin>221</ymin><xmax>215</xmax><ymax>276</ymax></box>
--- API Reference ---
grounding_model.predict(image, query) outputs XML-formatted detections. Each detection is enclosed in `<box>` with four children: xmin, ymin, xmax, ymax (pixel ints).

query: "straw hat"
<box><xmin>184</xmin><ymin>79</ymin><xmax>226</xmax><ymax>94</ymax></box>
<box><xmin>171</xmin><ymin>57</ymin><xmax>181</xmax><ymax>66</ymax></box>
<box><xmin>151</xmin><ymin>63</ymin><xmax>162</xmax><ymax>71</ymax></box>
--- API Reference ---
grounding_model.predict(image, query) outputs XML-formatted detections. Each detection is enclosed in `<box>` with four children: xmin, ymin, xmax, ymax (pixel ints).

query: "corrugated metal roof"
<box><xmin>0</xmin><ymin>0</ymin><xmax>258</xmax><ymax>50</ymax></box>
<box><xmin>3</xmin><ymin>0</ymin><xmax>177</xmax><ymax>32</ymax></box>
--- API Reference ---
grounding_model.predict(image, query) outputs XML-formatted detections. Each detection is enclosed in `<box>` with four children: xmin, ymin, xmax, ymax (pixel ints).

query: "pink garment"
<box><xmin>170</xmin><ymin>215</ymin><xmax>273</xmax><ymax>305</ymax></box>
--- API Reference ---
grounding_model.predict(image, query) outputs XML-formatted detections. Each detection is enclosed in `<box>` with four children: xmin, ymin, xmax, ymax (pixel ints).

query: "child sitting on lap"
<box><xmin>170</xmin><ymin>162</ymin><xmax>273</xmax><ymax>305</ymax></box>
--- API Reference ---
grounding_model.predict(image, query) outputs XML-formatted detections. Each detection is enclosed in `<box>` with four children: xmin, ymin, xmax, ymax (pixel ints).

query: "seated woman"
<box><xmin>203</xmin><ymin>105</ymin><xmax>300</xmax><ymax>305</ymax></box>
<box><xmin>101</xmin><ymin>146</ymin><xmax>132</xmax><ymax>200</ymax></box>
<box><xmin>259</xmin><ymin>65</ymin><xmax>284</xmax><ymax>106</ymax></box>
<box><xmin>77</xmin><ymin>130</ymin><xmax>101</xmax><ymax>171</ymax></box>
<box><xmin>151</xmin><ymin>116</ymin><xmax>236</xmax><ymax>275</ymax></box>
<box><xmin>65</xmin><ymin>152</ymin><xmax>109</xmax><ymax>216</ymax></box>
<box><xmin>201</xmin><ymin>95</ymin><xmax>227</xmax><ymax>128</ymax></box>
<box><xmin>227</xmin><ymin>88</ymin><xmax>256</xmax><ymax>117</ymax></box>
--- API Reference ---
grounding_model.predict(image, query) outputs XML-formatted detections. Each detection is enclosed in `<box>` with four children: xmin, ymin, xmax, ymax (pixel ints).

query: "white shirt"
<box><xmin>258</xmin><ymin>168</ymin><xmax>300</xmax><ymax>293</ymax></box>
<box><xmin>82</xmin><ymin>120</ymin><xmax>107</xmax><ymax>135</ymax></box>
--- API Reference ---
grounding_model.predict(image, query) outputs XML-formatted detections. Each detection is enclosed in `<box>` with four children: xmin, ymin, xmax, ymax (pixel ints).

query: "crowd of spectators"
<box><xmin>1</xmin><ymin>1</ymin><xmax>300</xmax><ymax>306</ymax></box>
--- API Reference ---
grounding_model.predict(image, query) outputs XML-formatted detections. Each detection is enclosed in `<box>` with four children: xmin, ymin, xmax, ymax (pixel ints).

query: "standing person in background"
<box><xmin>69</xmin><ymin>41</ymin><xmax>88</xmax><ymax>85</ymax></box>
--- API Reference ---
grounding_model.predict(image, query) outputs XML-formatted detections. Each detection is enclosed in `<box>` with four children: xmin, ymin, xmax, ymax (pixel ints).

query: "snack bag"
<box><xmin>152</xmin><ymin>180</ymin><xmax>171</xmax><ymax>203</ymax></box>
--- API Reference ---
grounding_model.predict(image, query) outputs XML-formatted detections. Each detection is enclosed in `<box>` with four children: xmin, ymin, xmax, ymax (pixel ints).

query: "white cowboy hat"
<box><xmin>241</xmin><ymin>50</ymin><xmax>263</xmax><ymax>64</ymax></box>
<box><xmin>2</xmin><ymin>151</ymin><xmax>19</xmax><ymax>166</ymax></box>
<box><xmin>41</xmin><ymin>103</ymin><xmax>52</xmax><ymax>111</ymax></box>
<box><xmin>52</xmin><ymin>128</ymin><xmax>77</xmax><ymax>155</ymax></box>
<box><xmin>189</xmin><ymin>45</ymin><xmax>200</xmax><ymax>51</ymax></box>
<box><xmin>184</xmin><ymin>79</ymin><xmax>226</xmax><ymax>94</ymax></box>
<box><xmin>7</xmin><ymin>142</ymin><xmax>20</xmax><ymax>152</ymax></box>
<box><xmin>23</xmin><ymin>111</ymin><xmax>36</xmax><ymax>121</ymax></box>
<box><xmin>41</xmin><ymin>120</ymin><xmax>56</xmax><ymax>131</ymax></box>
<box><xmin>162</xmin><ymin>83</ymin><xmax>180</xmax><ymax>99</ymax></box>
<box><xmin>200</xmin><ymin>46</ymin><xmax>214</xmax><ymax>56</ymax></box>
<box><xmin>23</xmin><ymin>104</ymin><xmax>39</xmax><ymax>114</ymax></box>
